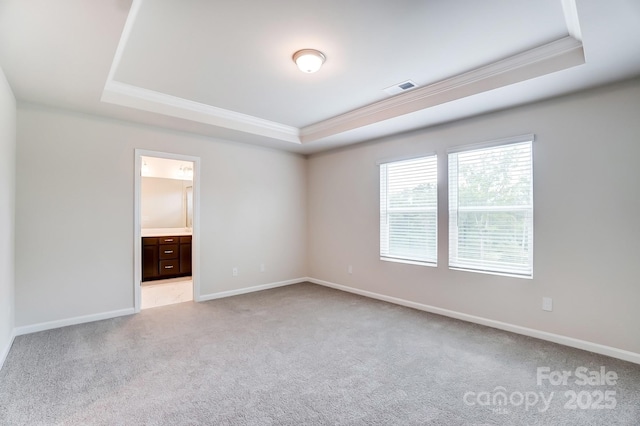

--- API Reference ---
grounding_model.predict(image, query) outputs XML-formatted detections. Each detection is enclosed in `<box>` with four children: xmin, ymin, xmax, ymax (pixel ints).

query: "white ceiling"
<box><xmin>1</xmin><ymin>0</ymin><xmax>640</xmax><ymax>154</ymax></box>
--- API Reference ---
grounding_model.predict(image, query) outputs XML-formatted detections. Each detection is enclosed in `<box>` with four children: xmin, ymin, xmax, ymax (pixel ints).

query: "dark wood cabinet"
<box><xmin>142</xmin><ymin>235</ymin><xmax>192</xmax><ymax>282</ymax></box>
<box><xmin>142</xmin><ymin>241</ymin><xmax>159</xmax><ymax>280</ymax></box>
<box><xmin>180</xmin><ymin>241</ymin><xmax>192</xmax><ymax>274</ymax></box>
<box><xmin>159</xmin><ymin>244</ymin><xmax>178</xmax><ymax>260</ymax></box>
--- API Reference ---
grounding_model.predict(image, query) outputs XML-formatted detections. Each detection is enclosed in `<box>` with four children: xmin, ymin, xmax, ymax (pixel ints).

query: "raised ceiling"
<box><xmin>1</xmin><ymin>0</ymin><xmax>640</xmax><ymax>154</ymax></box>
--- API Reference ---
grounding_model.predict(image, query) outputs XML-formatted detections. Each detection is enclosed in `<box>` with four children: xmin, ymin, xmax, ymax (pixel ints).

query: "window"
<box><xmin>380</xmin><ymin>155</ymin><xmax>437</xmax><ymax>265</ymax></box>
<box><xmin>448</xmin><ymin>139</ymin><xmax>533</xmax><ymax>277</ymax></box>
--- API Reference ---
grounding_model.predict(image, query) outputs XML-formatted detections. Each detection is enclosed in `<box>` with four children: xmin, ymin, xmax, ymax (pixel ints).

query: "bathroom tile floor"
<box><xmin>141</xmin><ymin>278</ymin><xmax>193</xmax><ymax>310</ymax></box>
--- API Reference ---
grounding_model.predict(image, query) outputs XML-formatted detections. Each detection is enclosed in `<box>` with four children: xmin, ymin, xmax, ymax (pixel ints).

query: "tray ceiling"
<box><xmin>2</xmin><ymin>0</ymin><xmax>640</xmax><ymax>153</ymax></box>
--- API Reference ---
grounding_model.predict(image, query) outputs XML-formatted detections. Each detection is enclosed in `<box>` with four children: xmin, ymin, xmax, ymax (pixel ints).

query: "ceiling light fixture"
<box><xmin>179</xmin><ymin>165</ymin><xmax>193</xmax><ymax>180</ymax></box>
<box><xmin>293</xmin><ymin>49</ymin><xmax>326</xmax><ymax>73</ymax></box>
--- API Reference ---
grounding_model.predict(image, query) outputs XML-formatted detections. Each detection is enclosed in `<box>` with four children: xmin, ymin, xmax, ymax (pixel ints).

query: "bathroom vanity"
<box><xmin>142</xmin><ymin>229</ymin><xmax>192</xmax><ymax>282</ymax></box>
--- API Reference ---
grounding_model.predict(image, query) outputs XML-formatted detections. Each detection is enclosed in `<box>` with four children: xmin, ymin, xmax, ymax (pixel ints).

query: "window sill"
<box><xmin>449</xmin><ymin>266</ymin><xmax>532</xmax><ymax>279</ymax></box>
<box><xmin>380</xmin><ymin>257</ymin><xmax>437</xmax><ymax>268</ymax></box>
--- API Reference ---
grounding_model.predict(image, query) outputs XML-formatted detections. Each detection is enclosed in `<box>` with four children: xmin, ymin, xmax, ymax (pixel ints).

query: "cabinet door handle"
<box><xmin>164</xmin><ymin>239</ymin><xmax>174</xmax><ymax>242</ymax></box>
<box><xmin>164</xmin><ymin>265</ymin><xmax>174</xmax><ymax>269</ymax></box>
<box><xmin>164</xmin><ymin>250</ymin><xmax>173</xmax><ymax>254</ymax></box>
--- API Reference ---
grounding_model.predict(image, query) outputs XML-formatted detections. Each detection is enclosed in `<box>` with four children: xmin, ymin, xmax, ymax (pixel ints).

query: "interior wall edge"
<box><xmin>0</xmin><ymin>64</ymin><xmax>16</xmax><ymax>373</ymax></box>
<box><xmin>0</xmin><ymin>331</ymin><xmax>16</xmax><ymax>371</ymax></box>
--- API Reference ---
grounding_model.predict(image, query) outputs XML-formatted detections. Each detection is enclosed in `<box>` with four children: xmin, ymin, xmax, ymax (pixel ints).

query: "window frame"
<box><xmin>379</xmin><ymin>154</ymin><xmax>438</xmax><ymax>267</ymax></box>
<box><xmin>447</xmin><ymin>135</ymin><xmax>534</xmax><ymax>278</ymax></box>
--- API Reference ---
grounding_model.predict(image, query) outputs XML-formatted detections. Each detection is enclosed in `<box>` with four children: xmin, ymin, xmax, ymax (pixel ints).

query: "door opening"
<box><xmin>134</xmin><ymin>150</ymin><xmax>201</xmax><ymax>312</ymax></box>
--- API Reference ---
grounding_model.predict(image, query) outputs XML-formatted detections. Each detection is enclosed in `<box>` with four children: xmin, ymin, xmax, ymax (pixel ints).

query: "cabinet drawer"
<box><xmin>159</xmin><ymin>236</ymin><xmax>178</xmax><ymax>244</ymax></box>
<box><xmin>159</xmin><ymin>259</ymin><xmax>179</xmax><ymax>275</ymax></box>
<box><xmin>159</xmin><ymin>244</ymin><xmax>178</xmax><ymax>259</ymax></box>
<box><xmin>143</xmin><ymin>238</ymin><xmax>159</xmax><ymax>246</ymax></box>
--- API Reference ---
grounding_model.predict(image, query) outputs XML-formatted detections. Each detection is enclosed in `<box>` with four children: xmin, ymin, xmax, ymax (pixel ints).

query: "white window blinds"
<box><xmin>448</xmin><ymin>140</ymin><xmax>533</xmax><ymax>277</ymax></box>
<box><xmin>380</xmin><ymin>155</ymin><xmax>437</xmax><ymax>265</ymax></box>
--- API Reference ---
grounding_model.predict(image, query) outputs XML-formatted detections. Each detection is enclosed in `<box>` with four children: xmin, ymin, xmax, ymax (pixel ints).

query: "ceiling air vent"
<box><xmin>383</xmin><ymin>80</ymin><xmax>418</xmax><ymax>96</ymax></box>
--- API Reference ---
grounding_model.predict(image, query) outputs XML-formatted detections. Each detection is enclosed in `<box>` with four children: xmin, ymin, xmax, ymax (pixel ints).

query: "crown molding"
<box><xmin>102</xmin><ymin>80</ymin><xmax>301</xmax><ymax>143</ymax></box>
<box><xmin>561</xmin><ymin>0</ymin><xmax>582</xmax><ymax>41</ymax></box>
<box><xmin>300</xmin><ymin>36</ymin><xmax>584</xmax><ymax>143</ymax></box>
<box><xmin>105</xmin><ymin>0</ymin><xmax>143</xmax><ymax>84</ymax></box>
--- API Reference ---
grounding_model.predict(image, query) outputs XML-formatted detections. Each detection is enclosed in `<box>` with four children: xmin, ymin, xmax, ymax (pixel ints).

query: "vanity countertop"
<box><xmin>141</xmin><ymin>228</ymin><xmax>192</xmax><ymax>237</ymax></box>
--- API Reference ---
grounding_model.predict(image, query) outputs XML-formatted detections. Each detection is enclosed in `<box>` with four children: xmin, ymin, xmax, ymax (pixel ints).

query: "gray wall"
<box><xmin>308</xmin><ymin>78</ymin><xmax>640</xmax><ymax>354</ymax></box>
<box><xmin>0</xmin><ymin>66</ymin><xmax>16</xmax><ymax>366</ymax></box>
<box><xmin>15</xmin><ymin>105</ymin><xmax>308</xmax><ymax>326</ymax></box>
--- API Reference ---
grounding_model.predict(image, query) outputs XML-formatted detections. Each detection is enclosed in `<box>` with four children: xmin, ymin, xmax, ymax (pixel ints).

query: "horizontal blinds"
<box><xmin>380</xmin><ymin>155</ymin><xmax>437</xmax><ymax>265</ymax></box>
<box><xmin>449</xmin><ymin>141</ymin><xmax>533</xmax><ymax>277</ymax></box>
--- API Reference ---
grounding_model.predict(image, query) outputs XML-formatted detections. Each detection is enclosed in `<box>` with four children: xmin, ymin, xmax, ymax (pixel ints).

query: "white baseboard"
<box><xmin>0</xmin><ymin>330</ymin><xmax>16</xmax><ymax>371</ymax></box>
<box><xmin>198</xmin><ymin>277</ymin><xmax>306</xmax><ymax>302</ymax></box>
<box><xmin>10</xmin><ymin>277</ymin><xmax>636</xmax><ymax>365</ymax></box>
<box><xmin>14</xmin><ymin>308</ymin><xmax>135</xmax><ymax>336</ymax></box>
<box><xmin>307</xmin><ymin>277</ymin><xmax>640</xmax><ymax>365</ymax></box>
<box><xmin>12</xmin><ymin>278</ymin><xmax>307</xmax><ymax>337</ymax></box>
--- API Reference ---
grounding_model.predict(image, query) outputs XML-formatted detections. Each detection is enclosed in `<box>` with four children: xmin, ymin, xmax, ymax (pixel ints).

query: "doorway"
<box><xmin>134</xmin><ymin>150</ymin><xmax>200</xmax><ymax>312</ymax></box>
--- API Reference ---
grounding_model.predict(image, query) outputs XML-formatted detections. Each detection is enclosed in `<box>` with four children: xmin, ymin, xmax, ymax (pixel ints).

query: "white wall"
<box><xmin>141</xmin><ymin>177</ymin><xmax>188</xmax><ymax>229</ymax></box>
<box><xmin>0</xmin><ymin>66</ymin><xmax>16</xmax><ymax>367</ymax></box>
<box><xmin>308</xmin><ymin>78</ymin><xmax>640</xmax><ymax>355</ymax></box>
<box><xmin>15</xmin><ymin>105</ymin><xmax>307</xmax><ymax>327</ymax></box>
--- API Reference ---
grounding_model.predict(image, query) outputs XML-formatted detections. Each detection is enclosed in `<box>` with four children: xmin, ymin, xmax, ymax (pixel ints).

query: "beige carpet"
<box><xmin>1</xmin><ymin>282</ymin><xmax>639</xmax><ymax>425</ymax></box>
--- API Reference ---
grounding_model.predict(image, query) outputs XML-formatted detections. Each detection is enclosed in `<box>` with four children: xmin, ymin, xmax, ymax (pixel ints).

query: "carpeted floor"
<box><xmin>1</xmin><ymin>282</ymin><xmax>639</xmax><ymax>425</ymax></box>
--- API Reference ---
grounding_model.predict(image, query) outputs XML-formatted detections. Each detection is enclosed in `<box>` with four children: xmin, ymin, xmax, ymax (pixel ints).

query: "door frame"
<box><xmin>134</xmin><ymin>149</ymin><xmax>201</xmax><ymax>312</ymax></box>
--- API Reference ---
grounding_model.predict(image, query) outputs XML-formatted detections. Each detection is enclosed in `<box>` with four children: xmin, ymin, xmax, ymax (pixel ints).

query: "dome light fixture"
<box><xmin>293</xmin><ymin>49</ymin><xmax>326</xmax><ymax>73</ymax></box>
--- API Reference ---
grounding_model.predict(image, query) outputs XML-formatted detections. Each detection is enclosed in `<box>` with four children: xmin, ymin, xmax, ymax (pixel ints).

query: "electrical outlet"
<box><xmin>542</xmin><ymin>297</ymin><xmax>553</xmax><ymax>312</ymax></box>
<box><xmin>232</xmin><ymin>267</ymin><xmax>238</xmax><ymax>277</ymax></box>
<box><xmin>260</xmin><ymin>263</ymin><xmax>265</xmax><ymax>273</ymax></box>
<box><xmin>348</xmin><ymin>265</ymin><xmax>353</xmax><ymax>274</ymax></box>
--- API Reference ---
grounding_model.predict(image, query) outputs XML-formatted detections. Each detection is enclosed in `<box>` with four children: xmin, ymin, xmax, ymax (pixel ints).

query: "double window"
<box><xmin>379</xmin><ymin>136</ymin><xmax>533</xmax><ymax>278</ymax></box>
